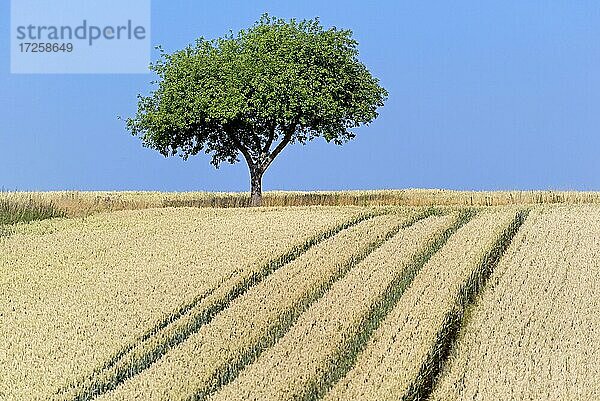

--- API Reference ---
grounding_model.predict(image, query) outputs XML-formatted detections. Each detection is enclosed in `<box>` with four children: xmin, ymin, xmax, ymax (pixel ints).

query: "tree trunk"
<box><xmin>250</xmin><ymin>167</ymin><xmax>263</xmax><ymax>207</ymax></box>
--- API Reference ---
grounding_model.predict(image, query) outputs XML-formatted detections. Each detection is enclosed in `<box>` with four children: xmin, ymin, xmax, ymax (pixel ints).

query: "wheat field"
<box><xmin>3</xmin><ymin>189</ymin><xmax>600</xmax><ymax>218</ymax></box>
<box><xmin>430</xmin><ymin>205</ymin><xmax>600</xmax><ymax>401</ymax></box>
<box><xmin>0</xmin><ymin>207</ymin><xmax>360</xmax><ymax>400</ymax></box>
<box><xmin>1</xmin><ymin>200</ymin><xmax>598</xmax><ymax>400</ymax></box>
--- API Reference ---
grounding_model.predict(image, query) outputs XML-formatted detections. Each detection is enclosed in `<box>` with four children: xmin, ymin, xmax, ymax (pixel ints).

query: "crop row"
<box><xmin>430</xmin><ymin>206</ymin><xmax>600</xmax><ymax>401</ymax></box>
<box><xmin>209</xmin><ymin>213</ymin><xmax>464</xmax><ymax>401</ymax></box>
<box><xmin>0</xmin><ymin>206</ymin><xmax>359</xmax><ymax>400</ymax></box>
<box><xmin>60</xmin><ymin>207</ymin><xmax>401</xmax><ymax>400</ymax></box>
<box><xmin>2</xmin><ymin>203</ymin><xmax>549</xmax><ymax>401</ymax></box>
<box><xmin>325</xmin><ymin>208</ymin><xmax>526</xmax><ymax>401</ymax></box>
<box><xmin>95</xmin><ymin>211</ymin><xmax>442</xmax><ymax>400</ymax></box>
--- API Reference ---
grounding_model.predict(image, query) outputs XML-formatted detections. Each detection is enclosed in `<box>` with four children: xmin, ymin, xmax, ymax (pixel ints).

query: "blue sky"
<box><xmin>1</xmin><ymin>1</ymin><xmax>600</xmax><ymax>191</ymax></box>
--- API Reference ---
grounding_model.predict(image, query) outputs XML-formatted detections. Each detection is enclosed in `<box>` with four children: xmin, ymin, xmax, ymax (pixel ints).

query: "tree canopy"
<box><xmin>127</xmin><ymin>14</ymin><xmax>388</xmax><ymax>205</ymax></box>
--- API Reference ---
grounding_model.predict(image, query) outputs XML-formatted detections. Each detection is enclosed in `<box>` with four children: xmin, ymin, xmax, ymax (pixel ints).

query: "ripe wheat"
<box><xmin>4</xmin><ymin>189</ymin><xmax>600</xmax><ymax>217</ymax></box>
<box><xmin>209</xmin><ymin>213</ymin><xmax>460</xmax><ymax>401</ymax></box>
<box><xmin>324</xmin><ymin>208</ymin><xmax>524</xmax><ymax>401</ymax></box>
<box><xmin>430</xmin><ymin>206</ymin><xmax>600</xmax><ymax>401</ymax></box>
<box><xmin>96</xmin><ymin>211</ymin><xmax>433</xmax><ymax>401</ymax></box>
<box><xmin>0</xmin><ymin>206</ymin><xmax>359</xmax><ymax>400</ymax></box>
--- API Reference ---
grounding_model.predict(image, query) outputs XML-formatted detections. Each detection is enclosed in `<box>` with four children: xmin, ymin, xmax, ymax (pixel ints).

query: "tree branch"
<box><xmin>250</xmin><ymin>131</ymin><xmax>263</xmax><ymax>156</ymax></box>
<box><xmin>227</xmin><ymin>131</ymin><xmax>255</xmax><ymax>166</ymax></box>
<box><xmin>261</xmin><ymin>123</ymin><xmax>295</xmax><ymax>171</ymax></box>
<box><xmin>262</xmin><ymin>122</ymin><xmax>277</xmax><ymax>155</ymax></box>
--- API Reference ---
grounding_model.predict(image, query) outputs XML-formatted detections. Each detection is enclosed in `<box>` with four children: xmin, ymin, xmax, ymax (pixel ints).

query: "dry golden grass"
<box><xmin>323</xmin><ymin>208</ymin><xmax>523</xmax><ymax>401</ymax></box>
<box><xmin>430</xmin><ymin>206</ymin><xmax>600</xmax><ymax>401</ymax></box>
<box><xmin>96</xmin><ymin>211</ymin><xmax>441</xmax><ymax>401</ymax></box>
<box><xmin>5</xmin><ymin>201</ymin><xmax>599</xmax><ymax>400</ymax></box>
<box><xmin>209</xmin><ymin>213</ymin><xmax>460</xmax><ymax>401</ymax></box>
<box><xmin>0</xmin><ymin>206</ymin><xmax>360</xmax><ymax>400</ymax></box>
<box><xmin>3</xmin><ymin>189</ymin><xmax>600</xmax><ymax>218</ymax></box>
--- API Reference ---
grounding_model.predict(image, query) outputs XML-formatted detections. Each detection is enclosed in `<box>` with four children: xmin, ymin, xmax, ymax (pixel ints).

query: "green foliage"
<box><xmin>126</xmin><ymin>14</ymin><xmax>387</xmax><ymax>175</ymax></box>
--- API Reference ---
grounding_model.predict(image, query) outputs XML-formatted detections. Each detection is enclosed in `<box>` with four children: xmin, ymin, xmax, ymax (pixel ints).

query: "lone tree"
<box><xmin>127</xmin><ymin>14</ymin><xmax>387</xmax><ymax>206</ymax></box>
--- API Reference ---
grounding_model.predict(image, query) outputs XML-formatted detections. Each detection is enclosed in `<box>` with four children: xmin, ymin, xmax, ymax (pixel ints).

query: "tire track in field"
<box><xmin>409</xmin><ymin>209</ymin><xmax>530</xmax><ymax>401</ymax></box>
<box><xmin>315</xmin><ymin>208</ymin><xmax>527</xmax><ymax>401</ymax></box>
<box><xmin>299</xmin><ymin>209</ymin><xmax>476</xmax><ymax>401</ymax></box>
<box><xmin>57</xmin><ymin>208</ymin><xmax>432</xmax><ymax>401</ymax></box>
<box><xmin>183</xmin><ymin>211</ymin><xmax>443</xmax><ymax>401</ymax></box>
